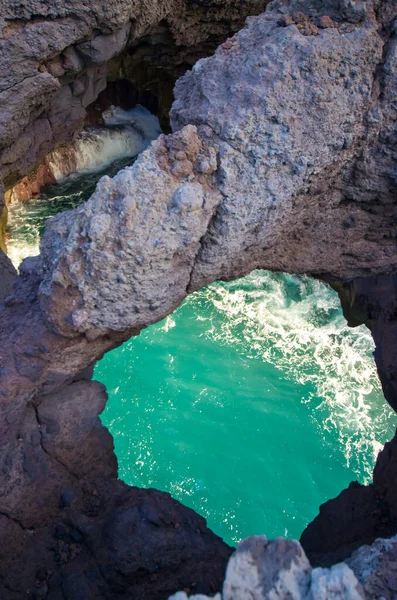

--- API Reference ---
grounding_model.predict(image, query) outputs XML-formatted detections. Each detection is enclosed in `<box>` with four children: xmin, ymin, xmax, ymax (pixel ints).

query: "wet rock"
<box><xmin>0</xmin><ymin>247</ymin><xmax>16</xmax><ymax>300</ymax></box>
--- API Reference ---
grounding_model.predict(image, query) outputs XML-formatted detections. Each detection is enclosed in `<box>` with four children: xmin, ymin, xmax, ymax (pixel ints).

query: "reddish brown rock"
<box><xmin>9</xmin><ymin>163</ymin><xmax>57</xmax><ymax>203</ymax></box>
<box><xmin>318</xmin><ymin>15</ymin><xmax>336</xmax><ymax>28</ymax></box>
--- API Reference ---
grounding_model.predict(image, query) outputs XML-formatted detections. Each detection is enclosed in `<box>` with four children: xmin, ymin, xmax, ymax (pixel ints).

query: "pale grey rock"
<box><xmin>223</xmin><ymin>536</ymin><xmax>311</xmax><ymax>600</ymax></box>
<box><xmin>171</xmin><ymin>6</ymin><xmax>391</xmax><ymax>285</ymax></box>
<box><xmin>0</xmin><ymin>73</ymin><xmax>60</xmax><ymax>150</ymax></box>
<box><xmin>37</xmin><ymin>3</ymin><xmax>397</xmax><ymax>341</ymax></box>
<box><xmin>75</xmin><ymin>23</ymin><xmax>131</xmax><ymax>66</ymax></box>
<box><xmin>0</xmin><ymin>17</ymin><xmax>91</xmax><ymax>94</ymax></box>
<box><xmin>39</xmin><ymin>125</ymin><xmax>222</xmax><ymax>336</ymax></box>
<box><xmin>309</xmin><ymin>563</ymin><xmax>365</xmax><ymax>599</ymax></box>
<box><xmin>169</xmin><ymin>535</ymin><xmax>370</xmax><ymax>600</ymax></box>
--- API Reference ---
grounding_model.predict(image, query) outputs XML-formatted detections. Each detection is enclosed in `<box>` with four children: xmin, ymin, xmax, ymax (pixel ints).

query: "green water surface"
<box><xmin>95</xmin><ymin>271</ymin><xmax>396</xmax><ymax>545</ymax></box>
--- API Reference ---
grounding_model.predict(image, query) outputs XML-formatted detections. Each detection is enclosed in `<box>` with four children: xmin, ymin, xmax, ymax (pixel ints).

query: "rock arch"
<box><xmin>0</xmin><ymin>0</ymin><xmax>397</xmax><ymax>597</ymax></box>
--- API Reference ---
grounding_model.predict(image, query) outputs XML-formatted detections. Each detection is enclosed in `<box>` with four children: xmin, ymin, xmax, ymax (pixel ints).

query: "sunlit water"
<box><xmin>6</xmin><ymin>117</ymin><xmax>396</xmax><ymax>547</ymax></box>
<box><xmin>96</xmin><ymin>273</ymin><xmax>395</xmax><ymax>544</ymax></box>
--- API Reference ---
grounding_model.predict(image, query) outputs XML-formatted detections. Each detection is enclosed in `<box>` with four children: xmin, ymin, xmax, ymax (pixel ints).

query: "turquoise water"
<box><xmin>6</xmin><ymin>156</ymin><xmax>133</xmax><ymax>267</ymax></box>
<box><xmin>96</xmin><ymin>271</ymin><xmax>396</xmax><ymax>545</ymax></box>
<box><xmin>7</xmin><ymin>155</ymin><xmax>396</xmax><ymax>548</ymax></box>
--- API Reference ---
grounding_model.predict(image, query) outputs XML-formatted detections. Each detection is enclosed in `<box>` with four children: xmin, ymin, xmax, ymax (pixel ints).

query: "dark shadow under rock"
<box><xmin>301</xmin><ymin>428</ymin><xmax>397</xmax><ymax>567</ymax></box>
<box><xmin>0</xmin><ymin>379</ymin><xmax>232</xmax><ymax>599</ymax></box>
<box><xmin>0</xmin><ymin>247</ymin><xmax>16</xmax><ymax>300</ymax></box>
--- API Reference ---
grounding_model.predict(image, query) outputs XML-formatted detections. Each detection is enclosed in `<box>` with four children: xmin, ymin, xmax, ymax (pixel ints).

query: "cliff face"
<box><xmin>0</xmin><ymin>0</ymin><xmax>397</xmax><ymax>598</ymax></box>
<box><xmin>0</xmin><ymin>0</ymin><xmax>267</xmax><ymax>224</ymax></box>
<box><xmin>300</xmin><ymin>276</ymin><xmax>397</xmax><ymax>565</ymax></box>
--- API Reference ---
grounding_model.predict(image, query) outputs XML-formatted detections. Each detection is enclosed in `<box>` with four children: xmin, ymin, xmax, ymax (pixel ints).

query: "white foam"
<box><xmin>48</xmin><ymin>105</ymin><xmax>162</xmax><ymax>181</ymax></box>
<box><xmin>102</xmin><ymin>104</ymin><xmax>162</xmax><ymax>141</ymax></box>
<box><xmin>7</xmin><ymin>236</ymin><xmax>40</xmax><ymax>269</ymax></box>
<box><xmin>7</xmin><ymin>105</ymin><xmax>162</xmax><ymax>268</ymax></box>
<box><xmin>6</xmin><ymin>201</ymin><xmax>41</xmax><ymax>267</ymax></box>
<box><xmin>193</xmin><ymin>271</ymin><xmax>395</xmax><ymax>481</ymax></box>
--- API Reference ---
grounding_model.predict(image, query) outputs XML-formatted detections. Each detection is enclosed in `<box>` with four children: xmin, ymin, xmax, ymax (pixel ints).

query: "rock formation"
<box><xmin>0</xmin><ymin>0</ymin><xmax>267</xmax><ymax>230</ymax></box>
<box><xmin>169</xmin><ymin>534</ymin><xmax>397</xmax><ymax>599</ymax></box>
<box><xmin>0</xmin><ymin>247</ymin><xmax>16</xmax><ymax>298</ymax></box>
<box><xmin>0</xmin><ymin>0</ymin><xmax>397</xmax><ymax>598</ymax></box>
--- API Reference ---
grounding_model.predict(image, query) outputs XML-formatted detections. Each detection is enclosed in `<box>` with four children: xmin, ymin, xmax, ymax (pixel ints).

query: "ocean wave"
<box><xmin>186</xmin><ymin>271</ymin><xmax>395</xmax><ymax>481</ymax></box>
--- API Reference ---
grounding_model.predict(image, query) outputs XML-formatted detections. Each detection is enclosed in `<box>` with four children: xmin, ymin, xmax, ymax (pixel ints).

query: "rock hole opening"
<box><xmin>5</xmin><ymin>96</ymin><xmax>164</xmax><ymax>267</ymax></box>
<box><xmin>94</xmin><ymin>269</ymin><xmax>396</xmax><ymax>546</ymax></box>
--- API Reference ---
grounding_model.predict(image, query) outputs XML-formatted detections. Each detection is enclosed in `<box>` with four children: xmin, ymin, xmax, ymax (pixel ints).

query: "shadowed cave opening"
<box><xmin>6</xmin><ymin>102</ymin><xmax>162</xmax><ymax>265</ymax></box>
<box><xmin>95</xmin><ymin>270</ymin><xmax>397</xmax><ymax>546</ymax></box>
<box><xmin>3</xmin><ymin>30</ymin><xmax>194</xmax><ymax>210</ymax></box>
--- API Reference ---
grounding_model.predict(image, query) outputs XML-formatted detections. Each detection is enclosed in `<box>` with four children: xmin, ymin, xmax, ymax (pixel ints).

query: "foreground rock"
<box><xmin>0</xmin><ymin>246</ymin><xmax>16</xmax><ymax>299</ymax></box>
<box><xmin>38</xmin><ymin>0</ymin><xmax>397</xmax><ymax>340</ymax></box>
<box><xmin>169</xmin><ymin>535</ymin><xmax>397</xmax><ymax>599</ymax></box>
<box><xmin>0</xmin><ymin>0</ymin><xmax>397</xmax><ymax>597</ymax></box>
<box><xmin>0</xmin><ymin>379</ymin><xmax>232</xmax><ymax>599</ymax></box>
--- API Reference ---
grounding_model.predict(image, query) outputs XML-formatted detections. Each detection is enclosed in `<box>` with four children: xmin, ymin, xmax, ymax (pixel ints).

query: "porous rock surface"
<box><xmin>170</xmin><ymin>534</ymin><xmax>397</xmax><ymax>599</ymax></box>
<box><xmin>0</xmin><ymin>376</ymin><xmax>232</xmax><ymax>599</ymax></box>
<box><xmin>38</xmin><ymin>0</ymin><xmax>397</xmax><ymax>338</ymax></box>
<box><xmin>0</xmin><ymin>0</ymin><xmax>397</xmax><ymax>598</ymax></box>
<box><xmin>347</xmin><ymin>535</ymin><xmax>397</xmax><ymax>598</ymax></box>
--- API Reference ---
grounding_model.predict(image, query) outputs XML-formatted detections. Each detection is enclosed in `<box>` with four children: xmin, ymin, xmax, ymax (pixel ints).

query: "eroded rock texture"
<box><xmin>0</xmin><ymin>0</ymin><xmax>267</xmax><ymax>224</ymax></box>
<box><xmin>36</xmin><ymin>0</ymin><xmax>397</xmax><ymax>343</ymax></box>
<box><xmin>0</xmin><ymin>0</ymin><xmax>397</xmax><ymax>597</ymax></box>
<box><xmin>170</xmin><ymin>534</ymin><xmax>397</xmax><ymax>600</ymax></box>
<box><xmin>0</xmin><ymin>377</ymin><xmax>232</xmax><ymax>599</ymax></box>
